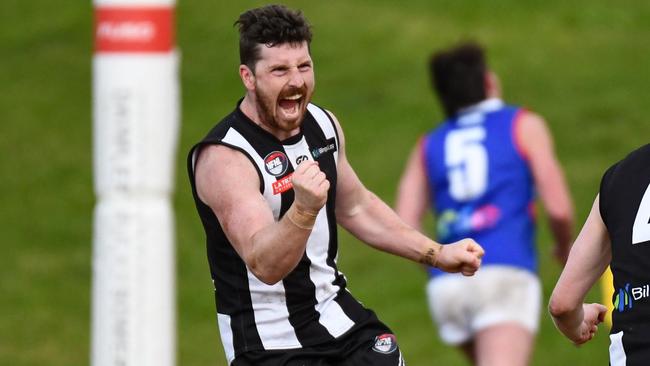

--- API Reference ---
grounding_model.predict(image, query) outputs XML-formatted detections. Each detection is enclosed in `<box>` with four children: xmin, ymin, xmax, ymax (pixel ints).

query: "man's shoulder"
<box><xmin>307</xmin><ymin>101</ymin><xmax>331</xmax><ymax>113</ymax></box>
<box><xmin>488</xmin><ymin>103</ymin><xmax>529</xmax><ymax>123</ymax></box>
<box><xmin>600</xmin><ymin>144</ymin><xmax>650</xmax><ymax>197</ymax></box>
<box><xmin>502</xmin><ymin>102</ymin><xmax>523</xmax><ymax>111</ymax></box>
<box><xmin>607</xmin><ymin>143</ymin><xmax>650</xmax><ymax>177</ymax></box>
<box><xmin>201</xmin><ymin>109</ymin><xmax>240</xmax><ymax>142</ymax></box>
<box><xmin>305</xmin><ymin>102</ymin><xmax>341</xmax><ymax>139</ymax></box>
<box><xmin>623</xmin><ymin>143</ymin><xmax>650</xmax><ymax>164</ymax></box>
<box><xmin>306</xmin><ymin>102</ymin><xmax>335</xmax><ymax>123</ymax></box>
<box><xmin>187</xmin><ymin>107</ymin><xmax>240</xmax><ymax>164</ymax></box>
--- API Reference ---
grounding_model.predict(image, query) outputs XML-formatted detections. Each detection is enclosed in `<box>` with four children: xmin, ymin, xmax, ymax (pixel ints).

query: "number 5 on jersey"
<box><xmin>445</xmin><ymin>126</ymin><xmax>488</xmax><ymax>201</ymax></box>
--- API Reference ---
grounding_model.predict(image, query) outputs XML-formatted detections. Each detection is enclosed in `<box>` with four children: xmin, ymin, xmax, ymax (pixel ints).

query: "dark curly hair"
<box><xmin>429</xmin><ymin>42</ymin><xmax>487</xmax><ymax>118</ymax></box>
<box><xmin>235</xmin><ymin>4</ymin><xmax>312</xmax><ymax>73</ymax></box>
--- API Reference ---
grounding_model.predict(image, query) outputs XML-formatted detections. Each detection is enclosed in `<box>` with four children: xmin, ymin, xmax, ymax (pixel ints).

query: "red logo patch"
<box><xmin>95</xmin><ymin>7</ymin><xmax>174</xmax><ymax>53</ymax></box>
<box><xmin>272</xmin><ymin>173</ymin><xmax>293</xmax><ymax>195</ymax></box>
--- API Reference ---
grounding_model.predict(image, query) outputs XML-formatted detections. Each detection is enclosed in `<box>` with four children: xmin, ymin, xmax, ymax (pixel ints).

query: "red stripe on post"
<box><xmin>95</xmin><ymin>7</ymin><xmax>174</xmax><ymax>53</ymax></box>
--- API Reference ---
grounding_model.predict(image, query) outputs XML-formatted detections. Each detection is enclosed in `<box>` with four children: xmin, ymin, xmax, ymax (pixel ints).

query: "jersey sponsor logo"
<box><xmin>311</xmin><ymin>138</ymin><xmax>337</xmax><ymax>159</ymax></box>
<box><xmin>372</xmin><ymin>333</ymin><xmax>397</xmax><ymax>354</ymax></box>
<box><xmin>614</xmin><ymin>283</ymin><xmax>650</xmax><ymax>312</ymax></box>
<box><xmin>296</xmin><ymin>155</ymin><xmax>309</xmax><ymax>165</ymax></box>
<box><xmin>264</xmin><ymin>151</ymin><xmax>289</xmax><ymax>177</ymax></box>
<box><xmin>615</xmin><ymin>283</ymin><xmax>633</xmax><ymax>312</ymax></box>
<box><xmin>272</xmin><ymin>173</ymin><xmax>293</xmax><ymax>195</ymax></box>
<box><xmin>437</xmin><ymin>204</ymin><xmax>501</xmax><ymax>241</ymax></box>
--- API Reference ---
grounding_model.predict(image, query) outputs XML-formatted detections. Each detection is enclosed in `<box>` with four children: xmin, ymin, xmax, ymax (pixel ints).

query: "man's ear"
<box><xmin>239</xmin><ymin>64</ymin><xmax>256</xmax><ymax>91</ymax></box>
<box><xmin>485</xmin><ymin>70</ymin><xmax>502</xmax><ymax>99</ymax></box>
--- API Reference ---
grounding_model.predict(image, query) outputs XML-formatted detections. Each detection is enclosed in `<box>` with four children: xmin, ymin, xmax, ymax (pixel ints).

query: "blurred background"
<box><xmin>2</xmin><ymin>0</ymin><xmax>650</xmax><ymax>364</ymax></box>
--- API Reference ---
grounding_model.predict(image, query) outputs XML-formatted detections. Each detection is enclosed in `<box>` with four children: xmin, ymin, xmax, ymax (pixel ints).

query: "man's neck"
<box><xmin>239</xmin><ymin>95</ymin><xmax>260</xmax><ymax>123</ymax></box>
<box><xmin>457</xmin><ymin>98</ymin><xmax>504</xmax><ymax>116</ymax></box>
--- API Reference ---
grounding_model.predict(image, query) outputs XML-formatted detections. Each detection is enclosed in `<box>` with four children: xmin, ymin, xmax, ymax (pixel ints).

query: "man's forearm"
<box><xmin>550</xmin><ymin>216</ymin><xmax>573</xmax><ymax>246</ymax></box>
<box><xmin>339</xmin><ymin>190</ymin><xmax>437</xmax><ymax>264</ymax></box>
<box><xmin>247</xmin><ymin>205</ymin><xmax>317</xmax><ymax>284</ymax></box>
<box><xmin>550</xmin><ymin>214</ymin><xmax>574</xmax><ymax>263</ymax></box>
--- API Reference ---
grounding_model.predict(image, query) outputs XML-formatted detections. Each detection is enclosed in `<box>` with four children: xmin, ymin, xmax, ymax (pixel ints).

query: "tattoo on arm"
<box><xmin>419</xmin><ymin>244</ymin><xmax>441</xmax><ymax>267</ymax></box>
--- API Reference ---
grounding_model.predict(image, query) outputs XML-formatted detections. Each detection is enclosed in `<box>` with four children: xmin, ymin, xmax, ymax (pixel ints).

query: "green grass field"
<box><xmin>2</xmin><ymin>0</ymin><xmax>650</xmax><ymax>364</ymax></box>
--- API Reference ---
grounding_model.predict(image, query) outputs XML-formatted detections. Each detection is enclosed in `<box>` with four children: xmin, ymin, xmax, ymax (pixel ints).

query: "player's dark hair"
<box><xmin>235</xmin><ymin>4</ymin><xmax>312</xmax><ymax>73</ymax></box>
<box><xmin>429</xmin><ymin>42</ymin><xmax>487</xmax><ymax>118</ymax></box>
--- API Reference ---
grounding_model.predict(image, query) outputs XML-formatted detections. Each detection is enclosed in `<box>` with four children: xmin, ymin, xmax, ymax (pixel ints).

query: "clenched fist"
<box><xmin>433</xmin><ymin>238</ymin><xmax>484</xmax><ymax>276</ymax></box>
<box><xmin>291</xmin><ymin>161</ymin><xmax>330</xmax><ymax>214</ymax></box>
<box><xmin>568</xmin><ymin>303</ymin><xmax>607</xmax><ymax>345</ymax></box>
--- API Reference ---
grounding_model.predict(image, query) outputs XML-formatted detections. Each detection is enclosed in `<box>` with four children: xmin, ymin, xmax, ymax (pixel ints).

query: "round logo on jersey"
<box><xmin>264</xmin><ymin>151</ymin><xmax>289</xmax><ymax>177</ymax></box>
<box><xmin>372</xmin><ymin>334</ymin><xmax>397</xmax><ymax>354</ymax></box>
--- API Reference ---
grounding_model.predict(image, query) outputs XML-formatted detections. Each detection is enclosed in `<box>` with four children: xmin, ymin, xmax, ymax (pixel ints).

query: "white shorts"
<box><xmin>425</xmin><ymin>265</ymin><xmax>541</xmax><ymax>345</ymax></box>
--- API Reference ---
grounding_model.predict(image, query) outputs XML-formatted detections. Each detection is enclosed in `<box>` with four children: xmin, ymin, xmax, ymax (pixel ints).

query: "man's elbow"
<box><xmin>549</xmin><ymin>208</ymin><xmax>573</xmax><ymax>223</ymax></box>
<box><xmin>548</xmin><ymin>294</ymin><xmax>574</xmax><ymax>319</ymax></box>
<box><xmin>257</xmin><ymin>274</ymin><xmax>284</xmax><ymax>286</ymax></box>
<box><xmin>244</xmin><ymin>236</ymin><xmax>294</xmax><ymax>285</ymax></box>
<box><xmin>250</xmin><ymin>265</ymin><xmax>285</xmax><ymax>285</ymax></box>
<box><xmin>547</xmin><ymin>207</ymin><xmax>574</xmax><ymax>233</ymax></box>
<box><xmin>248</xmin><ymin>256</ymin><xmax>293</xmax><ymax>285</ymax></box>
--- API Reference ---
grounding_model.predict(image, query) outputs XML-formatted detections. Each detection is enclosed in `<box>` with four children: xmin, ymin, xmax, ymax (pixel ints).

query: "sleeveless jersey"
<box><xmin>187</xmin><ymin>101</ymin><xmax>372</xmax><ymax>364</ymax></box>
<box><xmin>422</xmin><ymin>99</ymin><xmax>536</xmax><ymax>276</ymax></box>
<box><xmin>600</xmin><ymin>144</ymin><xmax>650</xmax><ymax>365</ymax></box>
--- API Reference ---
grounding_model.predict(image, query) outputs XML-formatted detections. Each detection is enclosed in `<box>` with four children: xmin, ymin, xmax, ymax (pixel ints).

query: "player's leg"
<box><xmin>469</xmin><ymin>266</ymin><xmax>541</xmax><ymax>366</ymax></box>
<box><xmin>473</xmin><ymin>324</ymin><xmax>534</xmax><ymax>366</ymax></box>
<box><xmin>426</xmin><ymin>274</ymin><xmax>475</xmax><ymax>363</ymax></box>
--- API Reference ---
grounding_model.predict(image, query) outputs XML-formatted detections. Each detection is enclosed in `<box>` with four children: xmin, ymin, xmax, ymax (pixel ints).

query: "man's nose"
<box><xmin>287</xmin><ymin>68</ymin><xmax>305</xmax><ymax>87</ymax></box>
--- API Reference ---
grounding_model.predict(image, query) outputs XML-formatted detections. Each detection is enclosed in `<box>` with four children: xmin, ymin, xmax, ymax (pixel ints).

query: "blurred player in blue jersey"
<box><xmin>396</xmin><ymin>42</ymin><xmax>574</xmax><ymax>365</ymax></box>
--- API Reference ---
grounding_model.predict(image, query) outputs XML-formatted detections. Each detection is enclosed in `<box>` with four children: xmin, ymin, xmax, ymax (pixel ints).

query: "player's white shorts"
<box><xmin>425</xmin><ymin>265</ymin><xmax>541</xmax><ymax>345</ymax></box>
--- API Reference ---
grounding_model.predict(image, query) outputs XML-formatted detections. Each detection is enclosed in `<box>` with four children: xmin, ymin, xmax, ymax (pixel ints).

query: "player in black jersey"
<box><xmin>187</xmin><ymin>4</ymin><xmax>485</xmax><ymax>366</ymax></box>
<box><xmin>549</xmin><ymin>144</ymin><xmax>650</xmax><ymax>365</ymax></box>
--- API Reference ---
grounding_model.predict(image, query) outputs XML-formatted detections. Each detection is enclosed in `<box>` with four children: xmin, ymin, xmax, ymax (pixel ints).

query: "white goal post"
<box><xmin>91</xmin><ymin>1</ymin><xmax>179</xmax><ymax>365</ymax></box>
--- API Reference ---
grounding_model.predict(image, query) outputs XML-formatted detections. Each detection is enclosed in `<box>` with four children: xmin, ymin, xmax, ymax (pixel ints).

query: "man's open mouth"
<box><xmin>278</xmin><ymin>93</ymin><xmax>302</xmax><ymax>115</ymax></box>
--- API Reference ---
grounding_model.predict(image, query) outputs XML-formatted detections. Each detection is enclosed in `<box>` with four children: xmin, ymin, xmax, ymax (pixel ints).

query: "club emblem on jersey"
<box><xmin>372</xmin><ymin>334</ymin><xmax>397</xmax><ymax>354</ymax></box>
<box><xmin>264</xmin><ymin>151</ymin><xmax>289</xmax><ymax>177</ymax></box>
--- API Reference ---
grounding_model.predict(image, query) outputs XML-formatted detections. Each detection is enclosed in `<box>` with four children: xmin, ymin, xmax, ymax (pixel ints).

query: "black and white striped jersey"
<box><xmin>600</xmin><ymin>143</ymin><xmax>650</xmax><ymax>365</ymax></box>
<box><xmin>187</xmin><ymin>101</ymin><xmax>373</xmax><ymax>364</ymax></box>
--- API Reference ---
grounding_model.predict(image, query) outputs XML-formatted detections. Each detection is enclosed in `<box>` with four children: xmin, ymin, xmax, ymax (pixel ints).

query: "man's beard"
<box><xmin>255</xmin><ymin>84</ymin><xmax>310</xmax><ymax>133</ymax></box>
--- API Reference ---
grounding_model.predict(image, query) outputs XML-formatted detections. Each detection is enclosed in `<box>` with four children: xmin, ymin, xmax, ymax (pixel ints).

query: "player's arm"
<box><xmin>194</xmin><ymin>144</ymin><xmax>329</xmax><ymax>285</ymax></box>
<box><xmin>548</xmin><ymin>195</ymin><xmax>609</xmax><ymax>345</ymax></box>
<box><xmin>329</xmin><ymin>112</ymin><xmax>483</xmax><ymax>275</ymax></box>
<box><xmin>517</xmin><ymin>111</ymin><xmax>574</xmax><ymax>264</ymax></box>
<box><xmin>395</xmin><ymin>138</ymin><xmax>431</xmax><ymax>232</ymax></box>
